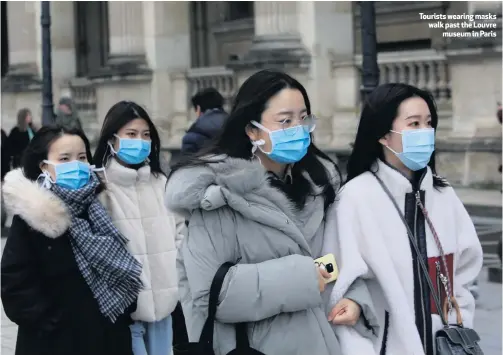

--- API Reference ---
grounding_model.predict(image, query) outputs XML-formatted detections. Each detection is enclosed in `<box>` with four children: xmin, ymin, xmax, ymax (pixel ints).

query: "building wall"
<box><xmin>1</xmin><ymin>1</ymin><xmax>501</xmax><ymax>188</ymax></box>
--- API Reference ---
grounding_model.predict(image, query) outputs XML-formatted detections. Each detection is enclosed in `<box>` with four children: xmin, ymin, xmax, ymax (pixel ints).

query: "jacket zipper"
<box><xmin>415</xmin><ymin>191</ymin><xmax>428</xmax><ymax>352</ymax></box>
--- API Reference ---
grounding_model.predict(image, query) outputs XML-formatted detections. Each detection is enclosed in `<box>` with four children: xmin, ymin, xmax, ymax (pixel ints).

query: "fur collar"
<box><xmin>165</xmin><ymin>156</ymin><xmax>299</xmax><ymax>221</ymax></box>
<box><xmin>2</xmin><ymin>169</ymin><xmax>71</xmax><ymax>238</ymax></box>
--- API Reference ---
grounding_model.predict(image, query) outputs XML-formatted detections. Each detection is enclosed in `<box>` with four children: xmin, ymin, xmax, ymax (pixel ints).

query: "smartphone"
<box><xmin>314</xmin><ymin>253</ymin><xmax>339</xmax><ymax>284</ymax></box>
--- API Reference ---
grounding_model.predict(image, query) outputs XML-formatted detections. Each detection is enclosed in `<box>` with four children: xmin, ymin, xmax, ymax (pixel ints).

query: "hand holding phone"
<box><xmin>314</xmin><ymin>253</ymin><xmax>339</xmax><ymax>284</ymax></box>
<box><xmin>317</xmin><ymin>268</ymin><xmax>331</xmax><ymax>292</ymax></box>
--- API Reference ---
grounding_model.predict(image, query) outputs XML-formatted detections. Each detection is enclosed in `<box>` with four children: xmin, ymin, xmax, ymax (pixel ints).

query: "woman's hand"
<box><xmin>328</xmin><ymin>298</ymin><xmax>361</xmax><ymax>325</ymax></box>
<box><xmin>317</xmin><ymin>267</ymin><xmax>331</xmax><ymax>292</ymax></box>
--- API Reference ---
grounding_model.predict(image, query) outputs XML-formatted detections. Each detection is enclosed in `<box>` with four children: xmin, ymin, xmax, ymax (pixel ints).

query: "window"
<box><xmin>75</xmin><ymin>1</ymin><xmax>109</xmax><ymax>77</ymax></box>
<box><xmin>226</xmin><ymin>2</ymin><xmax>253</xmax><ymax>21</ymax></box>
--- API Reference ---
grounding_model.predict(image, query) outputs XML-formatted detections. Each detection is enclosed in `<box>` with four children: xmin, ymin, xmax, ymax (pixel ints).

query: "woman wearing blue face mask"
<box><xmin>338</xmin><ymin>83</ymin><xmax>483</xmax><ymax>354</ymax></box>
<box><xmin>1</xmin><ymin>125</ymin><xmax>142</xmax><ymax>355</ymax></box>
<box><xmin>93</xmin><ymin>101</ymin><xmax>186</xmax><ymax>355</ymax></box>
<box><xmin>165</xmin><ymin>70</ymin><xmax>379</xmax><ymax>355</ymax></box>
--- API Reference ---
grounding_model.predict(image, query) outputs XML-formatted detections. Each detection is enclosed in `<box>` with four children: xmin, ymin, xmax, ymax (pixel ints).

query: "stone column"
<box><xmin>5</xmin><ymin>2</ymin><xmax>38</xmax><ymax>79</ymax></box>
<box><xmin>254</xmin><ymin>2</ymin><xmax>298</xmax><ymax>36</ymax></box>
<box><xmin>448</xmin><ymin>51</ymin><xmax>502</xmax><ymax>138</ymax></box>
<box><xmin>446</xmin><ymin>1</ymin><xmax>502</xmax><ymax>139</ymax></box>
<box><xmin>297</xmin><ymin>1</ymin><xmax>358</xmax><ymax>150</ymax></box>
<box><xmin>143</xmin><ymin>1</ymin><xmax>191</xmax><ymax>148</ymax></box>
<box><xmin>230</xmin><ymin>1</ymin><xmax>310</xmax><ymax>70</ymax></box>
<box><xmin>107</xmin><ymin>2</ymin><xmax>147</xmax><ymax>68</ymax></box>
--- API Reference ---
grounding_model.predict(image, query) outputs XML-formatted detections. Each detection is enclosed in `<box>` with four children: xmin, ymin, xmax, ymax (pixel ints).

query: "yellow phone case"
<box><xmin>314</xmin><ymin>253</ymin><xmax>339</xmax><ymax>284</ymax></box>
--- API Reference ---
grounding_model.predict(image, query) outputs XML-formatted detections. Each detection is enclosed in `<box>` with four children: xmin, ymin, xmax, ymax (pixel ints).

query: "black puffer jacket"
<box><xmin>181</xmin><ymin>109</ymin><xmax>228</xmax><ymax>154</ymax></box>
<box><xmin>1</xmin><ymin>169</ymin><xmax>135</xmax><ymax>355</ymax></box>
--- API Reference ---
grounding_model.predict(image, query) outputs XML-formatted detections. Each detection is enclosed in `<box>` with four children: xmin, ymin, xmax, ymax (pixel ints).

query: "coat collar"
<box><xmin>165</xmin><ymin>155</ymin><xmax>338</xmax><ymax>256</ymax></box>
<box><xmin>105</xmin><ymin>158</ymin><xmax>151</xmax><ymax>187</ymax></box>
<box><xmin>373</xmin><ymin>159</ymin><xmax>434</xmax><ymax>200</ymax></box>
<box><xmin>2</xmin><ymin>169</ymin><xmax>71</xmax><ymax>238</ymax></box>
<box><xmin>165</xmin><ymin>155</ymin><xmax>295</xmax><ymax>215</ymax></box>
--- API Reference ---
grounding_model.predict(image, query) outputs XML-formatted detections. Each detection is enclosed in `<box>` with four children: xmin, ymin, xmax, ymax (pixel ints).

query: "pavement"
<box><xmin>475</xmin><ymin>269</ymin><xmax>503</xmax><ymax>355</ymax></box>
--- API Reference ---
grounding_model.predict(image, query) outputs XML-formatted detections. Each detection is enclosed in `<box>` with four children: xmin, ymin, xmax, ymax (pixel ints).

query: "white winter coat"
<box><xmin>335</xmin><ymin>159</ymin><xmax>483</xmax><ymax>355</ymax></box>
<box><xmin>99</xmin><ymin>159</ymin><xmax>185</xmax><ymax>322</ymax></box>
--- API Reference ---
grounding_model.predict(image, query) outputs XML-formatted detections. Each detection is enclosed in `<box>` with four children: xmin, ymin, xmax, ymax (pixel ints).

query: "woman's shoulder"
<box><xmin>339</xmin><ymin>172</ymin><xmax>376</xmax><ymax>196</ymax></box>
<box><xmin>315</xmin><ymin>155</ymin><xmax>340</xmax><ymax>188</ymax></box>
<box><xmin>8</xmin><ymin>127</ymin><xmax>20</xmax><ymax>136</ymax></box>
<box><xmin>149</xmin><ymin>172</ymin><xmax>168</xmax><ymax>189</ymax></box>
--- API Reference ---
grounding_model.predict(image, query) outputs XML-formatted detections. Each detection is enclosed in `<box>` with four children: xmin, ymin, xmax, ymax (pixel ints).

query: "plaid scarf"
<box><xmin>49</xmin><ymin>173</ymin><xmax>143</xmax><ymax>322</ymax></box>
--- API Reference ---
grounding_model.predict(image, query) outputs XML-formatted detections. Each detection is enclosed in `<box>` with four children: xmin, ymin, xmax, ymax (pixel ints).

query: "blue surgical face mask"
<box><xmin>110</xmin><ymin>134</ymin><xmax>151</xmax><ymax>165</ymax></box>
<box><xmin>250</xmin><ymin>121</ymin><xmax>312</xmax><ymax>164</ymax></box>
<box><xmin>43</xmin><ymin>160</ymin><xmax>91</xmax><ymax>190</ymax></box>
<box><xmin>386</xmin><ymin>128</ymin><xmax>435</xmax><ymax>171</ymax></box>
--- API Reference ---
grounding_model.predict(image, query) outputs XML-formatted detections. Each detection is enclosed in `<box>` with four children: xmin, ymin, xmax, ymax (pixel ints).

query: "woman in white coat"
<box><xmin>93</xmin><ymin>101</ymin><xmax>185</xmax><ymax>355</ymax></box>
<box><xmin>336</xmin><ymin>83</ymin><xmax>483</xmax><ymax>355</ymax></box>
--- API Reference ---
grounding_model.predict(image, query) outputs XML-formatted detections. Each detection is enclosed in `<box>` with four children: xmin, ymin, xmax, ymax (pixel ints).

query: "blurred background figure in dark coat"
<box><xmin>181</xmin><ymin>88</ymin><xmax>228</xmax><ymax>155</ymax></box>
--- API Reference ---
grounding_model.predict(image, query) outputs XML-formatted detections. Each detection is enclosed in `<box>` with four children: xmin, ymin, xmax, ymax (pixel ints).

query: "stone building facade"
<box><xmin>1</xmin><ymin>1</ymin><xmax>502</xmax><ymax>188</ymax></box>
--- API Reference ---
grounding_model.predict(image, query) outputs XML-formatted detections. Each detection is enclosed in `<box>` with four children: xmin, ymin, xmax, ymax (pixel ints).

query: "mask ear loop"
<box><xmin>384</xmin><ymin>145</ymin><xmax>400</xmax><ymax>155</ymax></box>
<box><xmin>108</xmin><ymin>134</ymin><xmax>121</xmax><ymax>156</ymax></box>
<box><xmin>385</xmin><ymin>130</ymin><xmax>403</xmax><ymax>155</ymax></box>
<box><xmin>94</xmin><ymin>144</ymin><xmax>112</xmax><ymax>183</ymax></box>
<box><xmin>37</xmin><ymin>170</ymin><xmax>54</xmax><ymax>189</ymax></box>
<box><xmin>249</xmin><ymin>120</ymin><xmax>273</xmax><ymax>155</ymax></box>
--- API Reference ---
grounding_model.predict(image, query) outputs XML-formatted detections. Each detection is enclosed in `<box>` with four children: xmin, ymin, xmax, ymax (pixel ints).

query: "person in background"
<box><xmin>338</xmin><ymin>83</ymin><xmax>483</xmax><ymax>354</ymax></box>
<box><xmin>1</xmin><ymin>128</ymin><xmax>9</xmax><ymax>181</ymax></box>
<box><xmin>1</xmin><ymin>128</ymin><xmax>9</xmax><ymax>228</ymax></box>
<box><xmin>94</xmin><ymin>101</ymin><xmax>185</xmax><ymax>355</ymax></box>
<box><xmin>1</xmin><ymin>125</ymin><xmax>141</xmax><ymax>355</ymax></box>
<box><xmin>55</xmin><ymin>97</ymin><xmax>83</xmax><ymax>131</ymax></box>
<box><xmin>7</xmin><ymin>108</ymin><xmax>36</xmax><ymax>168</ymax></box>
<box><xmin>176</xmin><ymin>87</ymin><xmax>229</xmax><ymax>345</ymax></box>
<box><xmin>181</xmin><ymin>88</ymin><xmax>228</xmax><ymax>155</ymax></box>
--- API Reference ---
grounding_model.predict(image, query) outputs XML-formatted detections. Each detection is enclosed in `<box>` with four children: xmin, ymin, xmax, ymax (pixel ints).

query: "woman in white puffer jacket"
<box><xmin>94</xmin><ymin>101</ymin><xmax>185</xmax><ymax>355</ymax></box>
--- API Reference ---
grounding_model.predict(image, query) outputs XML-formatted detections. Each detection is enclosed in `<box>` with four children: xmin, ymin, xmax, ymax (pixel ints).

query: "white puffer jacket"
<box><xmin>99</xmin><ymin>159</ymin><xmax>185</xmax><ymax>322</ymax></box>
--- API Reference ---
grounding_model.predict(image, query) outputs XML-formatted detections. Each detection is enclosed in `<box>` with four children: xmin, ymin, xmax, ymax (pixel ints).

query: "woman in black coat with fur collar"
<box><xmin>1</xmin><ymin>125</ymin><xmax>141</xmax><ymax>355</ymax></box>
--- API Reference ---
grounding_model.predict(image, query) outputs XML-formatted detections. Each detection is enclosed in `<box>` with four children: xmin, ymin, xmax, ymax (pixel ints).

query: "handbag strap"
<box><xmin>200</xmin><ymin>262</ymin><xmax>250</xmax><ymax>349</ymax></box>
<box><xmin>371</xmin><ymin>172</ymin><xmax>450</xmax><ymax>326</ymax></box>
<box><xmin>415</xmin><ymin>195</ymin><xmax>453</xmax><ymax>306</ymax></box>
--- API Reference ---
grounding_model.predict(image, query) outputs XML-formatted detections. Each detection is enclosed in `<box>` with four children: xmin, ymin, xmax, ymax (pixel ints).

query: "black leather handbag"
<box><xmin>173</xmin><ymin>262</ymin><xmax>265</xmax><ymax>355</ymax></box>
<box><xmin>373</xmin><ymin>173</ymin><xmax>484</xmax><ymax>355</ymax></box>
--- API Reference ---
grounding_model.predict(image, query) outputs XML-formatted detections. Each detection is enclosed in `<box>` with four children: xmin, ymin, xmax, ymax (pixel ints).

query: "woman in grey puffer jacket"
<box><xmin>165</xmin><ymin>70</ymin><xmax>379</xmax><ymax>355</ymax></box>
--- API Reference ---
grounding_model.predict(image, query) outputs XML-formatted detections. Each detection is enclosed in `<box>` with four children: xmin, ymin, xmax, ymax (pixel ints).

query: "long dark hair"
<box><xmin>171</xmin><ymin>69</ymin><xmax>341</xmax><ymax>210</ymax></box>
<box><xmin>346</xmin><ymin>83</ymin><xmax>448</xmax><ymax>188</ymax></box>
<box><xmin>21</xmin><ymin>125</ymin><xmax>95</xmax><ymax>181</ymax></box>
<box><xmin>93</xmin><ymin>101</ymin><xmax>164</xmax><ymax>176</ymax></box>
